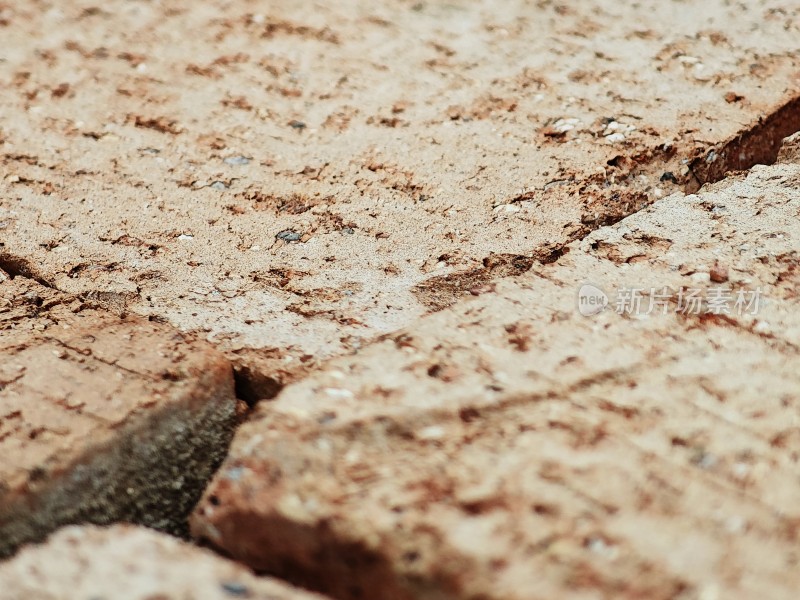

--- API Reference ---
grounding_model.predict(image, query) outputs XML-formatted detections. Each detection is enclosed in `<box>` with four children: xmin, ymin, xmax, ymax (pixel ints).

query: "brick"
<box><xmin>192</xmin><ymin>161</ymin><xmax>800</xmax><ymax>599</ymax></box>
<box><xmin>0</xmin><ymin>524</ymin><xmax>328</xmax><ymax>599</ymax></box>
<box><xmin>1</xmin><ymin>0</ymin><xmax>800</xmax><ymax>389</ymax></box>
<box><xmin>0</xmin><ymin>276</ymin><xmax>237</xmax><ymax>557</ymax></box>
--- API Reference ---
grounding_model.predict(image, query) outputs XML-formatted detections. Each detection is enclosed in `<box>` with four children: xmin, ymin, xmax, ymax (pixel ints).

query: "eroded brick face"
<box><xmin>0</xmin><ymin>276</ymin><xmax>237</xmax><ymax>557</ymax></box>
<box><xmin>193</xmin><ymin>162</ymin><xmax>800</xmax><ymax>600</ymax></box>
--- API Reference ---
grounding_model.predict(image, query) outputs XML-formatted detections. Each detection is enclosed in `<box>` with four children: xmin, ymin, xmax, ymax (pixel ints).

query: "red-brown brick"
<box><xmin>1</xmin><ymin>274</ymin><xmax>238</xmax><ymax>557</ymax></box>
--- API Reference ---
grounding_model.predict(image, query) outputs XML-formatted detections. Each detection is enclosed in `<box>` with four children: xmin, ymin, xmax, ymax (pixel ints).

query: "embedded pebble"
<box><xmin>224</xmin><ymin>156</ymin><xmax>251</xmax><ymax>166</ymax></box>
<box><xmin>277</xmin><ymin>230</ymin><xmax>302</xmax><ymax>242</ymax></box>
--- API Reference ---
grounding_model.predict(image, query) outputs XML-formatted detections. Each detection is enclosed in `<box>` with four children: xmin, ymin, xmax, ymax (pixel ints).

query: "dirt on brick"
<box><xmin>1</xmin><ymin>0</ymin><xmax>800</xmax><ymax>393</ymax></box>
<box><xmin>192</xmin><ymin>160</ymin><xmax>800</xmax><ymax>600</ymax></box>
<box><xmin>2</xmin><ymin>1</ymin><xmax>800</xmax><ymax>597</ymax></box>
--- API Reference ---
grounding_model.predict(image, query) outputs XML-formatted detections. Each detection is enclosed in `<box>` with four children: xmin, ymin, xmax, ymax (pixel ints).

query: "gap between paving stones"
<box><xmin>3</xmin><ymin>95</ymin><xmax>799</xmax><ymax>408</ymax></box>
<box><xmin>413</xmin><ymin>93</ymin><xmax>800</xmax><ymax>316</ymax></box>
<box><xmin>212</xmin><ymin>100</ymin><xmax>799</xmax><ymax>399</ymax></box>
<box><xmin>0</xmin><ymin>90</ymin><xmax>797</xmax><ymax>567</ymax></box>
<box><xmin>1</xmin><ymin>3</ymin><xmax>800</xmax><ymax>591</ymax></box>
<box><xmin>689</xmin><ymin>92</ymin><xmax>800</xmax><ymax>186</ymax></box>
<box><xmin>190</xmin><ymin>153</ymin><xmax>800</xmax><ymax>600</ymax></box>
<box><xmin>3</xmin><ymin>0</ymin><xmax>800</xmax><ymax>403</ymax></box>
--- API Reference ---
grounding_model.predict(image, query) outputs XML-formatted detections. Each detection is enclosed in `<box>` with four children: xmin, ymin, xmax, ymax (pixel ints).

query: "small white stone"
<box><xmin>753</xmin><ymin>320</ymin><xmax>771</xmax><ymax>334</ymax></box>
<box><xmin>587</xmin><ymin>536</ymin><xmax>618</xmax><ymax>559</ymax></box>
<box><xmin>732</xmin><ymin>462</ymin><xmax>750</xmax><ymax>479</ymax></box>
<box><xmin>493</xmin><ymin>204</ymin><xmax>520</xmax><ymax>213</ymax></box>
<box><xmin>553</xmin><ymin>118</ymin><xmax>580</xmax><ymax>133</ymax></box>
<box><xmin>699</xmin><ymin>584</ymin><xmax>720</xmax><ymax>600</ymax></box>
<box><xmin>725</xmin><ymin>515</ymin><xmax>746</xmax><ymax>534</ymax></box>
<box><xmin>417</xmin><ymin>425</ymin><xmax>445</xmax><ymax>440</ymax></box>
<box><xmin>323</xmin><ymin>387</ymin><xmax>354</xmax><ymax>399</ymax></box>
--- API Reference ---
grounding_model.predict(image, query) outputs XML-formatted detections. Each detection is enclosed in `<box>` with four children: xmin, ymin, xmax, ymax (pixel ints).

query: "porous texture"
<box><xmin>0</xmin><ymin>524</ymin><xmax>329</xmax><ymax>600</ymax></box>
<box><xmin>1</xmin><ymin>0</ymin><xmax>800</xmax><ymax>392</ymax></box>
<box><xmin>0</xmin><ymin>275</ymin><xmax>237</xmax><ymax>558</ymax></box>
<box><xmin>778</xmin><ymin>131</ymin><xmax>800</xmax><ymax>163</ymax></box>
<box><xmin>3</xmin><ymin>0</ymin><xmax>800</xmax><ymax>596</ymax></box>
<box><xmin>193</xmin><ymin>160</ymin><xmax>800</xmax><ymax>599</ymax></box>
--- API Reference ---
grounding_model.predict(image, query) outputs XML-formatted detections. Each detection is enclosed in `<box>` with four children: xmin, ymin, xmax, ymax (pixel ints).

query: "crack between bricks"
<box><xmin>3</xmin><ymin>94</ymin><xmax>800</xmax><ymax>408</ymax></box>
<box><xmin>409</xmin><ymin>91</ymin><xmax>800</xmax><ymax>317</ymax></box>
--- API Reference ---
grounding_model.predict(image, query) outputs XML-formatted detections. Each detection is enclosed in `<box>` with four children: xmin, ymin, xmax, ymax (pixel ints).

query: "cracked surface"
<box><xmin>193</xmin><ymin>160</ymin><xmax>800</xmax><ymax>599</ymax></box>
<box><xmin>2</xmin><ymin>0</ymin><xmax>800</xmax><ymax>388</ymax></box>
<box><xmin>0</xmin><ymin>274</ymin><xmax>238</xmax><ymax>557</ymax></box>
<box><xmin>2</xmin><ymin>0</ymin><xmax>800</xmax><ymax>595</ymax></box>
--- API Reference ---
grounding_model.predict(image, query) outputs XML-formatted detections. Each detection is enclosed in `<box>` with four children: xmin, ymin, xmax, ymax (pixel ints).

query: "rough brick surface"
<box><xmin>0</xmin><ymin>524</ymin><xmax>328</xmax><ymax>600</ymax></box>
<box><xmin>3</xmin><ymin>0</ymin><xmax>800</xmax><ymax>596</ymax></box>
<box><xmin>778</xmin><ymin>131</ymin><xmax>800</xmax><ymax>163</ymax></box>
<box><xmin>0</xmin><ymin>275</ymin><xmax>237</xmax><ymax>557</ymax></box>
<box><xmin>193</xmin><ymin>161</ymin><xmax>800</xmax><ymax>599</ymax></box>
<box><xmin>1</xmin><ymin>0</ymin><xmax>799</xmax><ymax>390</ymax></box>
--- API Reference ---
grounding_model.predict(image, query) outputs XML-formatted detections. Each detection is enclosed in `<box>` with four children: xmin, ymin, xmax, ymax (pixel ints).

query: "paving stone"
<box><xmin>0</xmin><ymin>275</ymin><xmax>237</xmax><ymax>558</ymax></box>
<box><xmin>0</xmin><ymin>524</ymin><xmax>329</xmax><ymax>599</ymax></box>
<box><xmin>192</xmin><ymin>160</ymin><xmax>800</xmax><ymax>599</ymax></box>
<box><xmin>2</xmin><ymin>0</ymin><xmax>800</xmax><ymax>390</ymax></box>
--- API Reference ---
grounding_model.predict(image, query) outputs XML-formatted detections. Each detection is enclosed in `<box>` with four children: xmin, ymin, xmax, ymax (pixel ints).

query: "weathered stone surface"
<box><xmin>193</xmin><ymin>161</ymin><xmax>800</xmax><ymax>599</ymax></box>
<box><xmin>2</xmin><ymin>0</ymin><xmax>800</xmax><ymax>390</ymax></box>
<box><xmin>778</xmin><ymin>131</ymin><xmax>800</xmax><ymax>163</ymax></box>
<box><xmin>0</xmin><ymin>275</ymin><xmax>237</xmax><ymax>557</ymax></box>
<box><xmin>0</xmin><ymin>524</ymin><xmax>328</xmax><ymax>599</ymax></box>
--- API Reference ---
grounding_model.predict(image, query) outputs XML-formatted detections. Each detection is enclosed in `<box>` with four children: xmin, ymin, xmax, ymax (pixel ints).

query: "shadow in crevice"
<box><xmin>688</xmin><ymin>93</ymin><xmax>800</xmax><ymax>189</ymax></box>
<box><xmin>233</xmin><ymin>364</ymin><xmax>284</xmax><ymax>407</ymax></box>
<box><xmin>0</xmin><ymin>252</ymin><xmax>52</xmax><ymax>288</ymax></box>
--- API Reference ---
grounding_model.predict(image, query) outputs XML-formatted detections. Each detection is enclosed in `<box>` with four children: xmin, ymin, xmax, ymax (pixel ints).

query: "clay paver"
<box><xmin>192</xmin><ymin>158</ymin><xmax>800</xmax><ymax>599</ymax></box>
<box><xmin>0</xmin><ymin>274</ymin><xmax>237</xmax><ymax>557</ymax></box>
<box><xmin>0</xmin><ymin>524</ymin><xmax>330</xmax><ymax>599</ymax></box>
<box><xmin>2</xmin><ymin>0</ymin><xmax>800</xmax><ymax>390</ymax></box>
<box><xmin>2</xmin><ymin>0</ymin><xmax>800</xmax><ymax>596</ymax></box>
